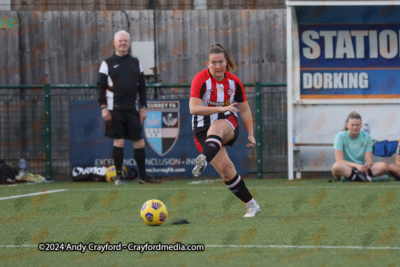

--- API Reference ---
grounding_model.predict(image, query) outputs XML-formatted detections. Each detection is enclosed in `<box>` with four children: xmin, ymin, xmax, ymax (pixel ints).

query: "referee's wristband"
<box><xmin>140</xmin><ymin>105</ymin><xmax>147</xmax><ymax>109</ymax></box>
<box><xmin>101</xmin><ymin>106</ymin><xmax>107</xmax><ymax>109</ymax></box>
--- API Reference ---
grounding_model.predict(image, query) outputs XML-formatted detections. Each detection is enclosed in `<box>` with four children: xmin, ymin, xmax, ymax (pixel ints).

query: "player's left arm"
<box><xmin>364</xmin><ymin>135</ymin><xmax>374</xmax><ymax>170</ymax></box>
<box><xmin>364</xmin><ymin>151</ymin><xmax>373</xmax><ymax>170</ymax></box>
<box><xmin>237</xmin><ymin>101</ymin><xmax>255</xmax><ymax>148</ymax></box>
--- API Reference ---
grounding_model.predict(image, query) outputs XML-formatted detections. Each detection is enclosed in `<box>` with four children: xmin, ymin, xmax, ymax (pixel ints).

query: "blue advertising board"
<box><xmin>70</xmin><ymin>100</ymin><xmax>249</xmax><ymax>178</ymax></box>
<box><xmin>296</xmin><ymin>5</ymin><xmax>400</xmax><ymax>99</ymax></box>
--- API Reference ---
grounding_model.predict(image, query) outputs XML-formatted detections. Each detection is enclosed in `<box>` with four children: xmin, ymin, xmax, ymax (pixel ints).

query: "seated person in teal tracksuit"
<box><xmin>331</xmin><ymin>111</ymin><xmax>388</xmax><ymax>182</ymax></box>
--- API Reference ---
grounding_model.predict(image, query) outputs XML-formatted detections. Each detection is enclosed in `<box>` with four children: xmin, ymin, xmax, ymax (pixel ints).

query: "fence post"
<box><xmin>255</xmin><ymin>82</ymin><xmax>263</xmax><ymax>178</ymax></box>
<box><xmin>44</xmin><ymin>84</ymin><xmax>52</xmax><ymax>180</ymax></box>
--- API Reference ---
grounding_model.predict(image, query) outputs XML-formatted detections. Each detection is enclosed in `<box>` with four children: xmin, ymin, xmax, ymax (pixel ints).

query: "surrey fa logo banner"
<box><xmin>144</xmin><ymin>101</ymin><xmax>180</xmax><ymax>156</ymax></box>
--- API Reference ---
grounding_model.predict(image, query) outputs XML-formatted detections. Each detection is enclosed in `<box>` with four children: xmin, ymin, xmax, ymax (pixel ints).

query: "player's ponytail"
<box><xmin>206</xmin><ymin>42</ymin><xmax>237</xmax><ymax>72</ymax></box>
<box><xmin>343</xmin><ymin>111</ymin><xmax>362</xmax><ymax>130</ymax></box>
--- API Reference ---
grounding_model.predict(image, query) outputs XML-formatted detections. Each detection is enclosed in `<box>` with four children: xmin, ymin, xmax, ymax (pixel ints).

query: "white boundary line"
<box><xmin>0</xmin><ymin>189</ymin><xmax>67</xmax><ymax>201</ymax></box>
<box><xmin>1</xmin><ymin>244</ymin><xmax>400</xmax><ymax>250</ymax></box>
<box><xmin>1</xmin><ymin>245</ymin><xmax>36</xmax><ymax>248</ymax></box>
<box><xmin>206</xmin><ymin>244</ymin><xmax>400</xmax><ymax>250</ymax></box>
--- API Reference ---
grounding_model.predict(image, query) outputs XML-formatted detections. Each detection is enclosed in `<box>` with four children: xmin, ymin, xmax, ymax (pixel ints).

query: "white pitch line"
<box><xmin>206</xmin><ymin>244</ymin><xmax>400</xmax><ymax>250</ymax></box>
<box><xmin>0</xmin><ymin>245</ymin><xmax>36</xmax><ymax>248</ymax></box>
<box><xmin>1</xmin><ymin>244</ymin><xmax>400</xmax><ymax>250</ymax></box>
<box><xmin>0</xmin><ymin>189</ymin><xmax>67</xmax><ymax>201</ymax></box>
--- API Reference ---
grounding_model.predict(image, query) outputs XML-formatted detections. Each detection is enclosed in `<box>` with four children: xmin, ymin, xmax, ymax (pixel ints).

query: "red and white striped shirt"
<box><xmin>190</xmin><ymin>69</ymin><xmax>247</xmax><ymax>129</ymax></box>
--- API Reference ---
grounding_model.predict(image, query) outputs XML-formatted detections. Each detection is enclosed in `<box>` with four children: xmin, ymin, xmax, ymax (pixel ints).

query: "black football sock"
<box><xmin>348</xmin><ymin>168</ymin><xmax>357</xmax><ymax>181</ymax></box>
<box><xmin>134</xmin><ymin>148</ymin><xmax>147</xmax><ymax>179</ymax></box>
<box><xmin>224</xmin><ymin>174</ymin><xmax>253</xmax><ymax>203</ymax></box>
<box><xmin>113</xmin><ymin>146</ymin><xmax>123</xmax><ymax>176</ymax></box>
<box><xmin>348</xmin><ymin>168</ymin><xmax>368</xmax><ymax>182</ymax></box>
<box><xmin>202</xmin><ymin>135</ymin><xmax>222</xmax><ymax>164</ymax></box>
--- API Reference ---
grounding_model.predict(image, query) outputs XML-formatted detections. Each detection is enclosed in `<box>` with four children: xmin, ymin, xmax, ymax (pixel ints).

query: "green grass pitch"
<box><xmin>0</xmin><ymin>178</ymin><xmax>399</xmax><ymax>266</ymax></box>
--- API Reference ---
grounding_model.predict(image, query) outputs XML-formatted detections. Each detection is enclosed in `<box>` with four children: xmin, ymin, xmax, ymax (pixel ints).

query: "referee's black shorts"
<box><xmin>105</xmin><ymin>109</ymin><xmax>143</xmax><ymax>141</ymax></box>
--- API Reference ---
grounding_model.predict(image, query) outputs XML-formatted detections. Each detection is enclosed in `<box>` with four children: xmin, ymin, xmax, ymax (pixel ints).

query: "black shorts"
<box><xmin>193</xmin><ymin>125</ymin><xmax>239</xmax><ymax>153</ymax></box>
<box><xmin>105</xmin><ymin>109</ymin><xmax>143</xmax><ymax>141</ymax></box>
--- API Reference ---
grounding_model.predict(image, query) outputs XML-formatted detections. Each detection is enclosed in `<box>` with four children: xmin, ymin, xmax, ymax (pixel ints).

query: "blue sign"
<box><xmin>69</xmin><ymin>100</ymin><xmax>249</xmax><ymax>177</ymax></box>
<box><xmin>296</xmin><ymin>5</ymin><xmax>400</xmax><ymax>98</ymax></box>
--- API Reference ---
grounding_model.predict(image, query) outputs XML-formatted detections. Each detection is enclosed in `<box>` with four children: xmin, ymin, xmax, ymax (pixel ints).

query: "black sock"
<box><xmin>113</xmin><ymin>146</ymin><xmax>123</xmax><ymax>176</ymax></box>
<box><xmin>224</xmin><ymin>174</ymin><xmax>253</xmax><ymax>203</ymax></box>
<box><xmin>202</xmin><ymin>135</ymin><xmax>222</xmax><ymax>164</ymax></box>
<box><xmin>348</xmin><ymin>168</ymin><xmax>368</xmax><ymax>182</ymax></box>
<box><xmin>348</xmin><ymin>168</ymin><xmax>357</xmax><ymax>180</ymax></box>
<box><xmin>134</xmin><ymin>148</ymin><xmax>147</xmax><ymax>179</ymax></box>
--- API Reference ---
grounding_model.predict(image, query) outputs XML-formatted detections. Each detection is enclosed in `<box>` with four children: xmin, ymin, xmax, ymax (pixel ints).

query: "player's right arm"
<box><xmin>189</xmin><ymin>71</ymin><xmax>238</xmax><ymax>115</ymax></box>
<box><xmin>98</xmin><ymin>61</ymin><xmax>111</xmax><ymax>121</ymax></box>
<box><xmin>189</xmin><ymin>98</ymin><xmax>238</xmax><ymax>116</ymax></box>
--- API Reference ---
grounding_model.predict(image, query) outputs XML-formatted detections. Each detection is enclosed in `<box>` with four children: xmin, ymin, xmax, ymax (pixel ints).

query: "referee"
<box><xmin>98</xmin><ymin>30</ymin><xmax>161</xmax><ymax>185</ymax></box>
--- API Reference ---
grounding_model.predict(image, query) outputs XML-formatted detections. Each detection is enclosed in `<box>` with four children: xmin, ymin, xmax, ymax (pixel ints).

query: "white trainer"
<box><xmin>244</xmin><ymin>202</ymin><xmax>260</xmax><ymax>218</ymax></box>
<box><xmin>192</xmin><ymin>154</ymin><xmax>206</xmax><ymax>177</ymax></box>
<box><xmin>114</xmin><ymin>175</ymin><xmax>128</xmax><ymax>185</ymax></box>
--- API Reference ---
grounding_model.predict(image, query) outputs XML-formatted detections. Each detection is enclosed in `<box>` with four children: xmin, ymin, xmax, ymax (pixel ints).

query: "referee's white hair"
<box><xmin>114</xmin><ymin>30</ymin><xmax>130</xmax><ymax>40</ymax></box>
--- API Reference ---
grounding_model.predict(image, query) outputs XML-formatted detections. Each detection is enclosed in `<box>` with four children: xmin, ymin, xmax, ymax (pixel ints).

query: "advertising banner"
<box><xmin>70</xmin><ymin>99</ymin><xmax>249</xmax><ymax>177</ymax></box>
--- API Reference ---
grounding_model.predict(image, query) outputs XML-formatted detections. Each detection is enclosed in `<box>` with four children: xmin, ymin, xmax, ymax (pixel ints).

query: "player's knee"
<box><xmin>114</xmin><ymin>139</ymin><xmax>124</xmax><ymax>147</ymax></box>
<box><xmin>373</xmin><ymin>162</ymin><xmax>388</xmax><ymax>175</ymax></box>
<box><xmin>388</xmin><ymin>164</ymin><xmax>394</xmax><ymax>173</ymax></box>
<box><xmin>331</xmin><ymin>162</ymin><xmax>342</xmax><ymax>173</ymax></box>
<box><xmin>133</xmin><ymin>139</ymin><xmax>145</xmax><ymax>149</ymax></box>
<box><xmin>379</xmin><ymin>162</ymin><xmax>388</xmax><ymax>172</ymax></box>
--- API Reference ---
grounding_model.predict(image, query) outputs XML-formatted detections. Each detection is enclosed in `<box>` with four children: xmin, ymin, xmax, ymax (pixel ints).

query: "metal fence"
<box><xmin>0</xmin><ymin>83</ymin><xmax>287</xmax><ymax>180</ymax></box>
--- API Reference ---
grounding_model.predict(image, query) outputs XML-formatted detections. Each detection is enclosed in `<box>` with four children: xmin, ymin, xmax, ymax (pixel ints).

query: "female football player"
<box><xmin>331</xmin><ymin>111</ymin><xmax>388</xmax><ymax>181</ymax></box>
<box><xmin>189</xmin><ymin>43</ymin><xmax>259</xmax><ymax>217</ymax></box>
